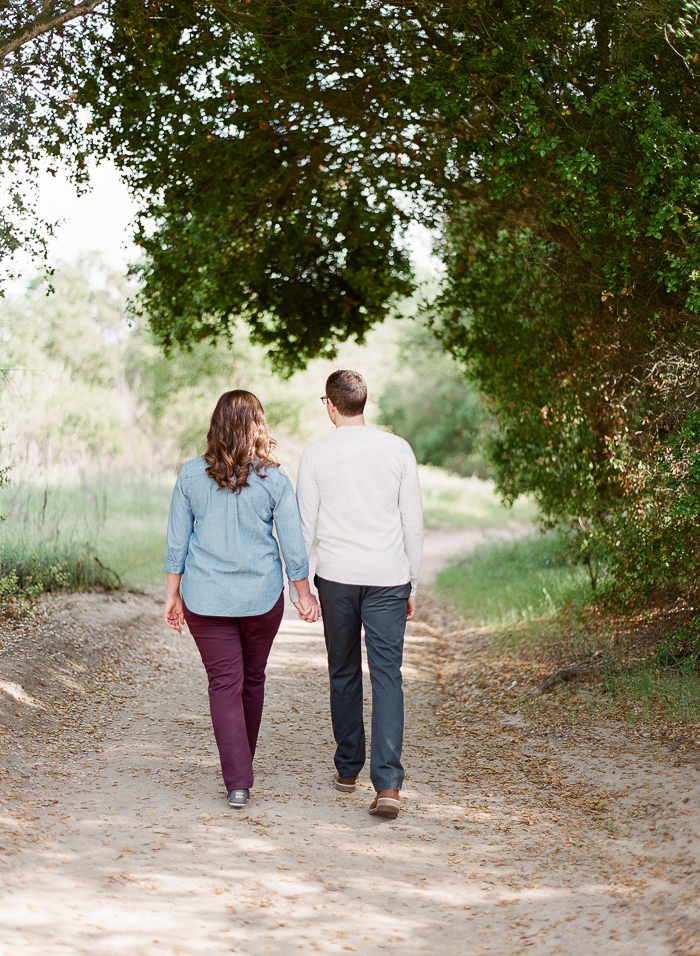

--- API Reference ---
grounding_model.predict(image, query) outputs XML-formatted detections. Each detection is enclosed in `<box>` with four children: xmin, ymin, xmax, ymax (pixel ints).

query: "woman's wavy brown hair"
<box><xmin>204</xmin><ymin>390</ymin><xmax>278</xmax><ymax>493</ymax></box>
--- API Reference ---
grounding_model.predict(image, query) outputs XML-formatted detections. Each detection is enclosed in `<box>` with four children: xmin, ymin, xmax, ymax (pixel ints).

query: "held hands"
<box><xmin>294</xmin><ymin>593</ymin><xmax>322</xmax><ymax>623</ymax></box>
<box><xmin>291</xmin><ymin>576</ymin><xmax>322</xmax><ymax>623</ymax></box>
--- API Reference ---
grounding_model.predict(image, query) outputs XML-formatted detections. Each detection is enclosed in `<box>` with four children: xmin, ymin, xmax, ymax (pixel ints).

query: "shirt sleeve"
<box><xmin>271</xmin><ymin>470</ymin><xmax>310</xmax><ymax>586</ymax></box>
<box><xmin>164</xmin><ymin>468</ymin><xmax>194</xmax><ymax>574</ymax></box>
<box><xmin>398</xmin><ymin>444</ymin><xmax>424</xmax><ymax>595</ymax></box>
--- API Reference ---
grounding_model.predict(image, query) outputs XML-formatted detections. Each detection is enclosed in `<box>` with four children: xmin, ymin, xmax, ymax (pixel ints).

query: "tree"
<box><xmin>75</xmin><ymin>2</ymin><xmax>700</xmax><ymax>365</ymax></box>
<box><xmin>6</xmin><ymin>1</ymin><xmax>700</xmax><ymax>590</ymax></box>
<box><xmin>7</xmin><ymin>3</ymin><xmax>700</xmax><ymax>366</ymax></box>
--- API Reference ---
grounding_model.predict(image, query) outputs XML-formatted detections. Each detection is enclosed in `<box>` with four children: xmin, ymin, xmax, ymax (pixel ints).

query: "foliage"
<box><xmin>603</xmin><ymin>661</ymin><xmax>700</xmax><ymax>724</ymax></box>
<box><xmin>84</xmin><ymin>0</ymin><xmax>700</xmax><ymax>593</ymax></box>
<box><xmin>0</xmin><ymin>429</ymin><xmax>10</xmax><ymax>517</ymax></box>
<box><xmin>0</xmin><ymin>474</ymin><xmax>169</xmax><ymax>591</ymax></box>
<box><xmin>0</xmin><ymin>552</ymin><xmax>119</xmax><ymax>607</ymax></box>
<box><xmin>377</xmin><ymin>321</ymin><xmax>491</xmax><ymax>477</ymax></box>
<box><xmin>74</xmin><ymin>2</ymin><xmax>700</xmax><ymax>364</ymax></box>
<box><xmin>655</xmin><ymin>617</ymin><xmax>700</xmax><ymax>670</ymax></box>
<box><xmin>6</xmin><ymin>2</ymin><xmax>700</xmax><ymax>597</ymax></box>
<box><xmin>429</xmin><ymin>205</ymin><xmax>700</xmax><ymax>594</ymax></box>
<box><xmin>7</xmin><ymin>3</ymin><xmax>700</xmax><ymax>365</ymax></box>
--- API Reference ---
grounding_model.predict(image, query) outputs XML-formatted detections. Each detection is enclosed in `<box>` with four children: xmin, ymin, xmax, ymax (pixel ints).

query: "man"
<box><xmin>295</xmin><ymin>369</ymin><xmax>423</xmax><ymax>819</ymax></box>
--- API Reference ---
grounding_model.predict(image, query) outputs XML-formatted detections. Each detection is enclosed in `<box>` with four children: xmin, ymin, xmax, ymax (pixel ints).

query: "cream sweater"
<box><xmin>295</xmin><ymin>426</ymin><xmax>423</xmax><ymax>594</ymax></box>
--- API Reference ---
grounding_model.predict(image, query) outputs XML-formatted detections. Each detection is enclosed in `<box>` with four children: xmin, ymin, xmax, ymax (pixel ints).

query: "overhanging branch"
<box><xmin>0</xmin><ymin>0</ymin><xmax>106</xmax><ymax>61</ymax></box>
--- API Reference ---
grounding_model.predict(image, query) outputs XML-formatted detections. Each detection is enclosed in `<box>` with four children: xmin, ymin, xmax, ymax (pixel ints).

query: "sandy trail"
<box><xmin>418</xmin><ymin>525</ymin><xmax>534</xmax><ymax>586</ymax></box>
<box><xmin>0</xmin><ymin>530</ymin><xmax>699</xmax><ymax>955</ymax></box>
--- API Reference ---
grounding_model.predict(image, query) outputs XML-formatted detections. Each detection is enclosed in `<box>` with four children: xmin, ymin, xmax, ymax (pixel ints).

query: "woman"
<box><xmin>163</xmin><ymin>389</ymin><xmax>319</xmax><ymax>809</ymax></box>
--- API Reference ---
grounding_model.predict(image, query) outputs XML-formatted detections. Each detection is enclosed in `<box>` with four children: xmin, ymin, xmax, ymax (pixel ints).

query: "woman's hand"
<box><xmin>164</xmin><ymin>573</ymin><xmax>185</xmax><ymax>633</ymax></box>
<box><xmin>291</xmin><ymin>577</ymin><xmax>322</xmax><ymax>623</ymax></box>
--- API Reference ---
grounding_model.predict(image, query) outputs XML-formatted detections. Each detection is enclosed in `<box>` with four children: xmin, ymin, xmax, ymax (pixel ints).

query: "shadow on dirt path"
<box><xmin>0</xmin><ymin>529</ymin><xmax>698</xmax><ymax>954</ymax></box>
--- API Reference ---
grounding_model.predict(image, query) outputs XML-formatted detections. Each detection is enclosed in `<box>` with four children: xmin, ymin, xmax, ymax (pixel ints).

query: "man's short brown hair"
<box><xmin>325</xmin><ymin>370</ymin><xmax>367</xmax><ymax>417</ymax></box>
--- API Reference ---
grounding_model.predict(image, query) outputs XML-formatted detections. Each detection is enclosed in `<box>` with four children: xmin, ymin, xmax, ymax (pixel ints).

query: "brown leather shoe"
<box><xmin>368</xmin><ymin>789</ymin><xmax>400</xmax><ymax>819</ymax></box>
<box><xmin>334</xmin><ymin>772</ymin><xmax>358</xmax><ymax>793</ymax></box>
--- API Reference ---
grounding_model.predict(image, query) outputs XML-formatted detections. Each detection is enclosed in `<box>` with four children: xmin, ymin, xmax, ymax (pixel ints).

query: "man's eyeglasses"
<box><xmin>320</xmin><ymin>396</ymin><xmax>330</xmax><ymax>405</ymax></box>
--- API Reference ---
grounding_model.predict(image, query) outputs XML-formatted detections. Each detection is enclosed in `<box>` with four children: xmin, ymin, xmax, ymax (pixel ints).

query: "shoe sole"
<box><xmin>226</xmin><ymin>790</ymin><xmax>250</xmax><ymax>809</ymax></box>
<box><xmin>369</xmin><ymin>798</ymin><xmax>400</xmax><ymax>819</ymax></box>
<box><xmin>334</xmin><ymin>775</ymin><xmax>357</xmax><ymax>793</ymax></box>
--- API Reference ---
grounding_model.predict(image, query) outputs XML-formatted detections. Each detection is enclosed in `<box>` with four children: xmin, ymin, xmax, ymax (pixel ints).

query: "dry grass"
<box><xmin>414</xmin><ymin>587</ymin><xmax>700</xmax><ymax>748</ymax></box>
<box><xmin>431</xmin><ymin>532</ymin><xmax>700</xmax><ymax>731</ymax></box>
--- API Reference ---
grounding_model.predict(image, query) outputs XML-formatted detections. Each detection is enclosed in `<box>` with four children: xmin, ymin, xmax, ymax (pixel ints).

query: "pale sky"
<box><xmin>36</xmin><ymin>161</ymin><xmax>140</xmax><ymax>273</ymax></box>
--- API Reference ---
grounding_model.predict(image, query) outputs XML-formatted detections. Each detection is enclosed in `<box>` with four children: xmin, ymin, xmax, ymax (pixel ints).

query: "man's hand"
<box><xmin>406</xmin><ymin>596</ymin><xmax>416</xmax><ymax>621</ymax></box>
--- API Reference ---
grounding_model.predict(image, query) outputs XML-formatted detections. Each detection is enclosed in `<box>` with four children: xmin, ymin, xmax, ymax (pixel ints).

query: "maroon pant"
<box><xmin>183</xmin><ymin>592</ymin><xmax>284</xmax><ymax>791</ymax></box>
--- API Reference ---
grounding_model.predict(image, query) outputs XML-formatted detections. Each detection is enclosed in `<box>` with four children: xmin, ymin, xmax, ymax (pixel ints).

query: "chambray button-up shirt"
<box><xmin>164</xmin><ymin>456</ymin><xmax>309</xmax><ymax>617</ymax></box>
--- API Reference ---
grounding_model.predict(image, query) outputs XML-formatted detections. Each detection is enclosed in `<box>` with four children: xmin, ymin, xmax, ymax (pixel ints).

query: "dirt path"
<box><xmin>0</xmin><ymin>532</ymin><xmax>699</xmax><ymax>955</ymax></box>
<box><xmin>418</xmin><ymin>525</ymin><xmax>534</xmax><ymax>586</ymax></box>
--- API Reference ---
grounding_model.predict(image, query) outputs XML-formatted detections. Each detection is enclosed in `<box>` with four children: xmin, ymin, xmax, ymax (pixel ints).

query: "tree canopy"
<box><xmin>5</xmin><ymin>3</ymin><xmax>700</xmax><ymax>362</ymax></box>
<box><xmin>76</xmin><ymin>2</ymin><xmax>700</xmax><ymax>364</ymax></box>
<box><xmin>5</xmin><ymin>1</ymin><xmax>700</xmax><ymax>593</ymax></box>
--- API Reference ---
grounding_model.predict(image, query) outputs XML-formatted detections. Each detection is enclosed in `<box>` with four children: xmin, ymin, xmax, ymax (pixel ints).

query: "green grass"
<box><xmin>604</xmin><ymin>663</ymin><xmax>700</xmax><ymax>725</ymax></box>
<box><xmin>418</xmin><ymin>465</ymin><xmax>538</xmax><ymax>530</ymax></box>
<box><xmin>0</xmin><ymin>474</ymin><xmax>174</xmax><ymax>591</ymax></box>
<box><xmin>435</xmin><ymin>532</ymin><xmax>594</xmax><ymax>628</ymax></box>
<box><xmin>436</xmin><ymin>530</ymin><xmax>700</xmax><ymax>726</ymax></box>
<box><xmin>0</xmin><ymin>466</ymin><xmax>537</xmax><ymax>598</ymax></box>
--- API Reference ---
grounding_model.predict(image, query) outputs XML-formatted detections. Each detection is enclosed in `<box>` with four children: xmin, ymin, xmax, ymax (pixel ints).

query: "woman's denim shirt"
<box><xmin>164</xmin><ymin>456</ymin><xmax>309</xmax><ymax>617</ymax></box>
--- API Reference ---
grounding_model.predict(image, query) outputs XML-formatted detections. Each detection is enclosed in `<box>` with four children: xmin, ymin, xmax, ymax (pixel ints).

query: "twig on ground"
<box><xmin>531</xmin><ymin>651</ymin><xmax>607</xmax><ymax>696</ymax></box>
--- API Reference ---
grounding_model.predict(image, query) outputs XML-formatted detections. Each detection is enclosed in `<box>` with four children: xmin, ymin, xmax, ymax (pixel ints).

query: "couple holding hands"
<box><xmin>163</xmin><ymin>370</ymin><xmax>423</xmax><ymax>818</ymax></box>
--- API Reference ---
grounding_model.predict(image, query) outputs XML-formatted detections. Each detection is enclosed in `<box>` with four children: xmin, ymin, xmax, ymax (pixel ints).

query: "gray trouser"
<box><xmin>315</xmin><ymin>575</ymin><xmax>411</xmax><ymax>792</ymax></box>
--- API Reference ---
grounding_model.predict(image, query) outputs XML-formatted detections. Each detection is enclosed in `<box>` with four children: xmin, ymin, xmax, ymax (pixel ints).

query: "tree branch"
<box><xmin>531</xmin><ymin>651</ymin><xmax>607</xmax><ymax>696</ymax></box>
<box><xmin>0</xmin><ymin>0</ymin><xmax>106</xmax><ymax>61</ymax></box>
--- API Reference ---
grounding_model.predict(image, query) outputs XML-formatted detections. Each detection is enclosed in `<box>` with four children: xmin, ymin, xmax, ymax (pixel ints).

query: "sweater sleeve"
<box><xmin>164</xmin><ymin>468</ymin><xmax>194</xmax><ymax>574</ymax></box>
<box><xmin>295</xmin><ymin>447</ymin><xmax>320</xmax><ymax>562</ymax></box>
<box><xmin>398</xmin><ymin>444</ymin><xmax>424</xmax><ymax>595</ymax></box>
<box><xmin>288</xmin><ymin>448</ymin><xmax>320</xmax><ymax>602</ymax></box>
<box><xmin>271</xmin><ymin>470</ymin><xmax>310</xmax><ymax>585</ymax></box>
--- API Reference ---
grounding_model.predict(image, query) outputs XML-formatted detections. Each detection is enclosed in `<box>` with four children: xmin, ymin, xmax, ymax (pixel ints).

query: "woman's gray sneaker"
<box><xmin>226</xmin><ymin>789</ymin><xmax>250</xmax><ymax>808</ymax></box>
